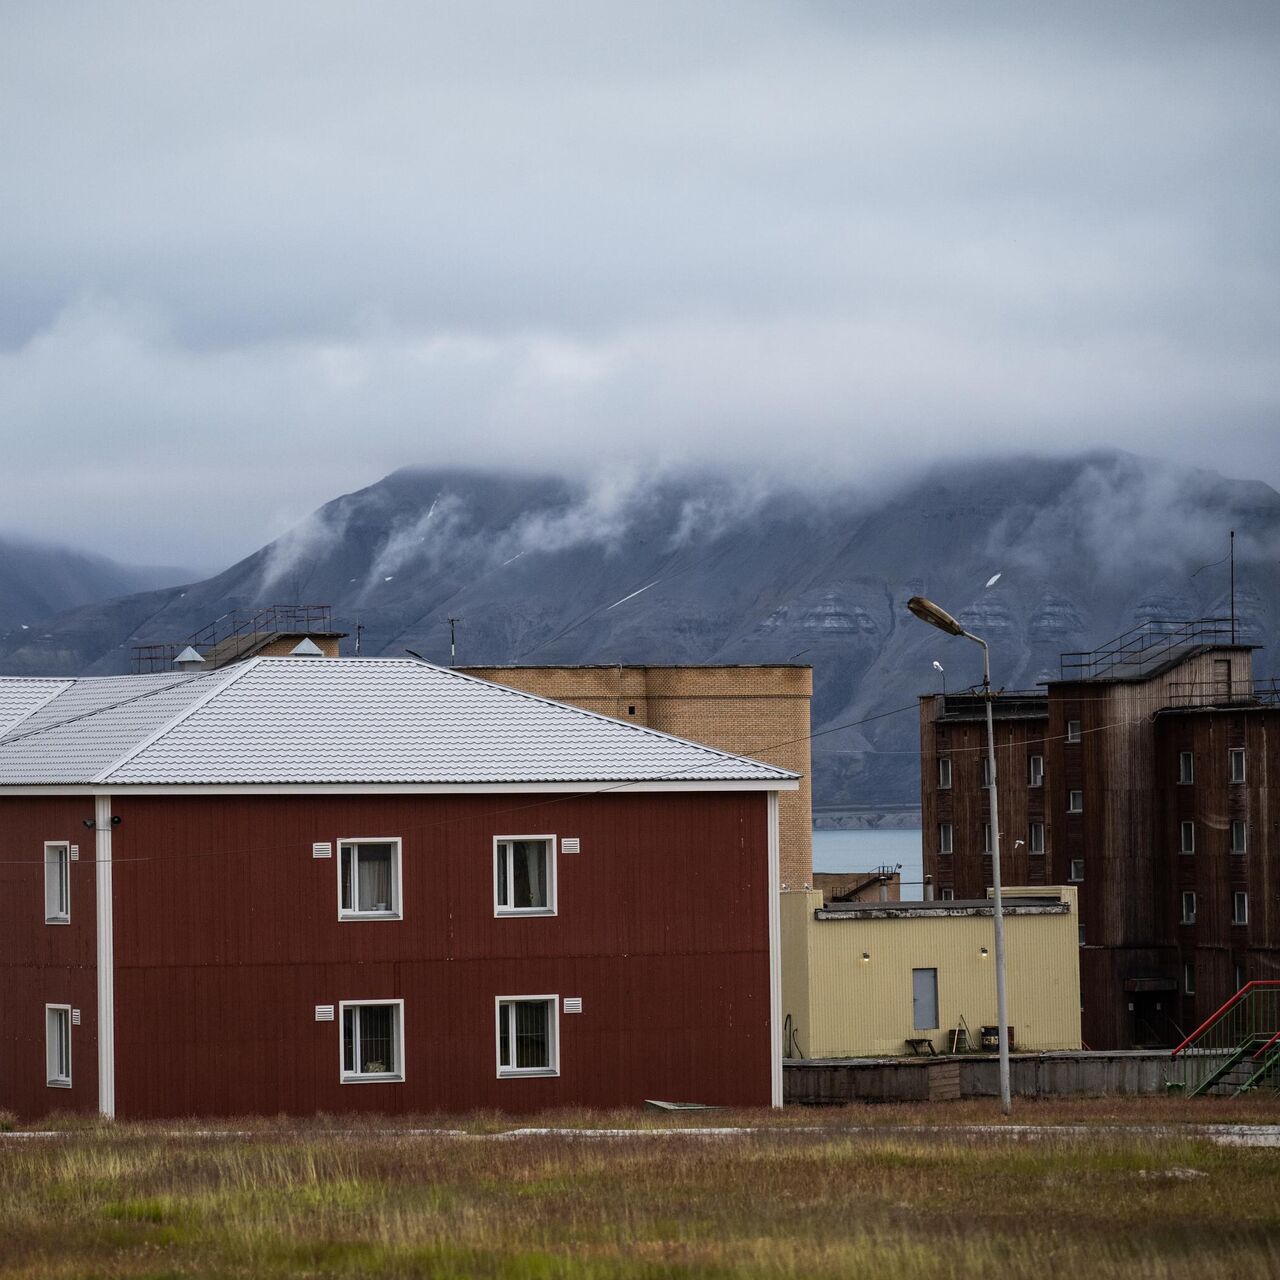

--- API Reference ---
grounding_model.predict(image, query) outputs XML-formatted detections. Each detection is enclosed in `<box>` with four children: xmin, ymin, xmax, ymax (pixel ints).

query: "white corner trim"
<box><xmin>95</xmin><ymin>795</ymin><xmax>115</xmax><ymax>1118</ymax></box>
<box><xmin>767</xmin><ymin>790</ymin><xmax>782</xmax><ymax>1109</ymax></box>
<box><xmin>91</xmin><ymin>660</ymin><xmax>260</xmax><ymax>784</ymax></box>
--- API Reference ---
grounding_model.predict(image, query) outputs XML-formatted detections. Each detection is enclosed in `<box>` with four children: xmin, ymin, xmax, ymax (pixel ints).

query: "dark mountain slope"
<box><xmin>2</xmin><ymin>452</ymin><xmax>1275</xmax><ymax>812</ymax></box>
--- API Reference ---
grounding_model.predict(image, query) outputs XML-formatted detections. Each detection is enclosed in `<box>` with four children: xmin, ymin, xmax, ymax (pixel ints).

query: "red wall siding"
<box><xmin>98</xmin><ymin>790</ymin><xmax>770</xmax><ymax>1118</ymax></box>
<box><xmin>0</xmin><ymin>797</ymin><xmax>99</xmax><ymax>1118</ymax></box>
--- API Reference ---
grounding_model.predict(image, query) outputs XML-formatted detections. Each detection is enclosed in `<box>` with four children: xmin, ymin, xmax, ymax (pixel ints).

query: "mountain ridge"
<box><xmin>1</xmin><ymin>450</ymin><xmax>1275</xmax><ymax>812</ymax></box>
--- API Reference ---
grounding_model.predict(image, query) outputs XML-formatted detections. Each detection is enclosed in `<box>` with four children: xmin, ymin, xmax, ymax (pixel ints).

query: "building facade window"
<box><xmin>338</xmin><ymin>839</ymin><xmax>402</xmax><ymax>919</ymax></box>
<box><xmin>939</xmin><ymin>887</ymin><xmax>954</xmax><ymax>901</ymax></box>
<box><xmin>980</xmin><ymin>756</ymin><xmax>993</xmax><ymax>788</ymax></box>
<box><xmin>938</xmin><ymin>757</ymin><xmax>952</xmax><ymax>790</ymax></box>
<box><xmin>1181</xmin><ymin>892</ymin><xmax>1197</xmax><ymax>925</ymax></box>
<box><xmin>938</xmin><ymin>823</ymin><xmax>953</xmax><ymax>856</ymax></box>
<box><xmin>982</xmin><ymin>823</ymin><xmax>992</xmax><ymax>855</ymax></box>
<box><xmin>1231</xmin><ymin>820</ymin><xmax>1247</xmax><ymax>855</ymax></box>
<box><xmin>46</xmin><ymin>1005</ymin><xmax>71</xmax><ymax>1087</ymax></box>
<box><xmin>1236</xmin><ymin>963</ymin><xmax>1246</xmax><ymax>991</ymax></box>
<box><xmin>494</xmin><ymin>836</ymin><xmax>557</xmax><ymax>915</ymax></box>
<box><xmin>1066</xmin><ymin>720</ymin><xmax>1081</xmax><ymax>743</ymax></box>
<box><xmin>44</xmin><ymin>842</ymin><xmax>70</xmax><ymax>924</ymax></box>
<box><xmin>1069</xmin><ymin>858</ymin><xmax>1084</xmax><ymax>883</ymax></box>
<box><xmin>1028</xmin><ymin>754</ymin><xmax>1043</xmax><ymax>787</ymax></box>
<box><xmin>1078</xmin><ymin>924</ymin><xmax>1086</xmax><ymax>946</ymax></box>
<box><xmin>1183</xmin><ymin>961</ymin><xmax>1196</xmax><ymax>995</ymax></box>
<box><xmin>1067</xmin><ymin>790</ymin><xmax>1083</xmax><ymax>813</ymax></box>
<box><xmin>1178</xmin><ymin>752</ymin><xmax>1194</xmax><ymax>785</ymax></box>
<box><xmin>1229</xmin><ymin>748</ymin><xmax>1246</xmax><ymax>784</ymax></box>
<box><xmin>340</xmin><ymin>1000</ymin><xmax>404</xmax><ymax>1082</ymax></box>
<box><xmin>1179</xmin><ymin>821</ymin><xmax>1195</xmax><ymax>855</ymax></box>
<box><xmin>1029</xmin><ymin>822</ymin><xmax>1045</xmax><ymax>855</ymax></box>
<box><xmin>496</xmin><ymin>996</ymin><xmax>559</xmax><ymax>1076</ymax></box>
<box><xmin>1233</xmin><ymin>891</ymin><xmax>1248</xmax><ymax>926</ymax></box>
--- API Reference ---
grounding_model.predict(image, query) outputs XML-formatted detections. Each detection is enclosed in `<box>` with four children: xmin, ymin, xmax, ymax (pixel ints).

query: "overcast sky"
<box><xmin>2</xmin><ymin>2</ymin><xmax>1278</xmax><ymax>570</ymax></box>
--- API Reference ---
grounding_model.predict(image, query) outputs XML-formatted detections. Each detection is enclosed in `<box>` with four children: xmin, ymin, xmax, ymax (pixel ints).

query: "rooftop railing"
<box><xmin>1060</xmin><ymin>617</ymin><xmax>1238</xmax><ymax>682</ymax></box>
<box><xmin>132</xmin><ymin>604</ymin><xmax>334</xmax><ymax>673</ymax></box>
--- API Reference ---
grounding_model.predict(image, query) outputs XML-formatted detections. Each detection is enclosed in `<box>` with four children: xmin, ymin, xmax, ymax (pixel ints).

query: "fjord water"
<box><xmin>812</xmin><ymin>828</ymin><xmax>924</xmax><ymax>897</ymax></box>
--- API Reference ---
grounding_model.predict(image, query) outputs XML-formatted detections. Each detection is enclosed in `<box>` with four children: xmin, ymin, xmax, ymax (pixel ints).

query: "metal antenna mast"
<box><xmin>448</xmin><ymin>617</ymin><xmax>461</xmax><ymax>667</ymax></box>
<box><xmin>1230</xmin><ymin>530</ymin><xmax>1236</xmax><ymax>644</ymax></box>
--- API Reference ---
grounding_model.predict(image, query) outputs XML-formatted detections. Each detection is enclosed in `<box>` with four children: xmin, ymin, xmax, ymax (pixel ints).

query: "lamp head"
<box><xmin>907</xmin><ymin>595</ymin><xmax>966</xmax><ymax>637</ymax></box>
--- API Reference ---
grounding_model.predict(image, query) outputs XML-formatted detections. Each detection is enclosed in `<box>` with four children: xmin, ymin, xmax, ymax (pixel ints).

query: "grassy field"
<box><xmin>1</xmin><ymin>1098</ymin><xmax>1278</xmax><ymax>1279</ymax></box>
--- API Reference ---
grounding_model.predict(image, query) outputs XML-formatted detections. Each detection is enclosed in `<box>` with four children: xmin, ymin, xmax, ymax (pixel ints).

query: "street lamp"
<box><xmin>907</xmin><ymin>594</ymin><xmax>1012</xmax><ymax>1114</ymax></box>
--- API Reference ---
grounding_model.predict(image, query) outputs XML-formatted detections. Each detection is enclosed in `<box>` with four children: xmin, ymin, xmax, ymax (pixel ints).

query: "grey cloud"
<box><xmin>0</xmin><ymin>2</ymin><xmax>1278</xmax><ymax>565</ymax></box>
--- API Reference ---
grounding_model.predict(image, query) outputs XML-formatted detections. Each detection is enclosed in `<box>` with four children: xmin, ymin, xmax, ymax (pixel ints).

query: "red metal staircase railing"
<box><xmin>1170</xmin><ymin>981</ymin><xmax>1280</xmax><ymax>1097</ymax></box>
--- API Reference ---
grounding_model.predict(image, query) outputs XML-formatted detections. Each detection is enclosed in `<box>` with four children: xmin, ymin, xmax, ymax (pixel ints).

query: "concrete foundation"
<box><xmin>786</xmin><ymin>1051</ymin><xmax>1173</xmax><ymax>1104</ymax></box>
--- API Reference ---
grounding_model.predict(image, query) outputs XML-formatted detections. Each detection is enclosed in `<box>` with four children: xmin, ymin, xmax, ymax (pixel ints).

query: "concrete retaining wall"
<box><xmin>786</xmin><ymin>1051</ymin><xmax>1174</xmax><ymax>1104</ymax></box>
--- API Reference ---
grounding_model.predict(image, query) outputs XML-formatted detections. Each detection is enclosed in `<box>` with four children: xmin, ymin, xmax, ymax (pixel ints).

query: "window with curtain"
<box><xmin>338</xmin><ymin>841</ymin><xmax>401</xmax><ymax>917</ymax></box>
<box><xmin>494</xmin><ymin>838</ymin><xmax>555</xmax><ymax>914</ymax></box>
<box><xmin>497</xmin><ymin>997</ymin><xmax>557</xmax><ymax>1075</ymax></box>
<box><xmin>340</xmin><ymin>1001</ymin><xmax>402</xmax><ymax>1080</ymax></box>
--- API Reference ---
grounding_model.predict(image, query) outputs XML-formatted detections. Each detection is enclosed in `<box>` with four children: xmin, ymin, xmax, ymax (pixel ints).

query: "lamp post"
<box><xmin>907</xmin><ymin>594</ymin><xmax>1012</xmax><ymax>1114</ymax></box>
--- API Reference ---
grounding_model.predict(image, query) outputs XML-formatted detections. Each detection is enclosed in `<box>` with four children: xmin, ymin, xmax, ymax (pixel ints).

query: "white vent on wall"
<box><xmin>563</xmin><ymin>997</ymin><xmax>583</xmax><ymax>1014</ymax></box>
<box><xmin>562</xmin><ymin>838</ymin><xmax>581</xmax><ymax>854</ymax></box>
<box><xmin>312</xmin><ymin>842</ymin><xmax>332</xmax><ymax>859</ymax></box>
<box><xmin>315</xmin><ymin>1005</ymin><xmax>335</xmax><ymax>1021</ymax></box>
<box><xmin>71</xmin><ymin>1009</ymin><xmax>81</xmax><ymax>1025</ymax></box>
<box><xmin>69</xmin><ymin>845</ymin><xmax>79</xmax><ymax>861</ymax></box>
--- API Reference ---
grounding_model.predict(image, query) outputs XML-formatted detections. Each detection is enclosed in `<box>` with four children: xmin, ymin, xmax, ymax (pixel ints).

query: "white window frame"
<box><xmin>495</xmin><ymin>995</ymin><xmax>560</xmax><ymax>1078</ymax></box>
<box><xmin>1181</xmin><ymin>891</ymin><xmax>1196</xmax><ymax>925</ymax></box>
<box><xmin>46</xmin><ymin>1004</ymin><xmax>71</xmax><ymax>1088</ymax></box>
<box><xmin>939</xmin><ymin>886</ymin><xmax>955</xmax><ymax>901</ymax></box>
<box><xmin>937</xmin><ymin>757</ymin><xmax>952</xmax><ymax>790</ymax></box>
<box><xmin>982</xmin><ymin>823</ymin><xmax>992</xmax><ymax>855</ymax></box>
<box><xmin>1229</xmin><ymin>748</ymin><xmax>1246</xmax><ymax>784</ymax></box>
<box><xmin>1069</xmin><ymin>858</ymin><xmax>1084</xmax><ymax>883</ymax></box>
<box><xmin>337</xmin><ymin>838</ymin><xmax>403</xmax><ymax>921</ymax></box>
<box><xmin>1178</xmin><ymin>752</ymin><xmax>1194</xmax><ymax>785</ymax></box>
<box><xmin>1028</xmin><ymin>755</ymin><xmax>1044</xmax><ymax>787</ymax></box>
<box><xmin>338</xmin><ymin>999</ymin><xmax>405</xmax><ymax>1083</ymax></box>
<box><xmin>1029</xmin><ymin>822</ymin><xmax>1045</xmax><ymax>855</ymax></box>
<box><xmin>938</xmin><ymin>823</ymin><xmax>953</xmax><ymax>856</ymax></box>
<box><xmin>1233</xmin><ymin>891</ymin><xmax>1248</xmax><ymax>926</ymax></box>
<box><xmin>493</xmin><ymin>835</ymin><xmax>558</xmax><ymax>917</ymax></box>
<box><xmin>980</xmin><ymin>756</ymin><xmax>993</xmax><ymax>789</ymax></box>
<box><xmin>1179</xmin><ymin>821</ymin><xmax>1195</xmax><ymax>855</ymax></box>
<box><xmin>1231</xmin><ymin>820</ymin><xmax>1247</xmax><ymax>855</ymax></box>
<box><xmin>44</xmin><ymin>841</ymin><xmax>70</xmax><ymax>924</ymax></box>
<box><xmin>1066</xmin><ymin>720</ymin><xmax>1081</xmax><ymax>744</ymax></box>
<box><xmin>1067</xmin><ymin>790</ymin><xmax>1083</xmax><ymax>814</ymax></box>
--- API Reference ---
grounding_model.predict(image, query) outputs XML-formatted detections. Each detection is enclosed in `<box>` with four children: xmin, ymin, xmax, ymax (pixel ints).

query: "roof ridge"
<box><xmin>403</xmin><ymin>656</ymin><xmax>798</xmax><ymax>778</ymax></box>
<box><xmin>0</xmin><ymin>679</ymin><xmax>75</xmax><ymax>738</ymax></box>
<box><xmin>92</xmin><ymin>659</ymin><xmax>262</xmax><ymax>784</ymax></box>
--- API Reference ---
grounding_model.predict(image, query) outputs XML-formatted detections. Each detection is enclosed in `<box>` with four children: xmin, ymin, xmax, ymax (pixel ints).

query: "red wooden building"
<box><xmin>0</xmin><ymin>657</ymin><xmax>795</xmax><ymax>1119</ymax></box>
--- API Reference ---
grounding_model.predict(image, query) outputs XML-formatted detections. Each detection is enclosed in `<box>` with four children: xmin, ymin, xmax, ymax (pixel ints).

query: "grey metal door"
<box><xmin>912</xmin><ymin>967</ymin><xmax>939</xmax><ymax>1031</ymax></box>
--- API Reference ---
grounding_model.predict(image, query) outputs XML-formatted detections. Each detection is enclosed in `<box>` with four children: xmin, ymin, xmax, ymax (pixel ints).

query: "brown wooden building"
<box><xmin>920</xmin><ymin>620</ymin><xmax>1279</xmax><ymax>1050</ymax></box>
<box><xmin>0</xmin><ymin>657</ymin><xmax>795</xmax><ymax>1119</ymax></box>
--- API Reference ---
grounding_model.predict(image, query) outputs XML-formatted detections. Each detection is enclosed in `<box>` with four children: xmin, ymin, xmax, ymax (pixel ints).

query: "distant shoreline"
<box><xmin>813</xmin><ymin>810</ymin><xmax>921</xmax><ymax>832</ymax></box>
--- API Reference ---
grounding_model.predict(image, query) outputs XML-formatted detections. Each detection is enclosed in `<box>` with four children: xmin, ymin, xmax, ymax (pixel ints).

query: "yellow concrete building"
<box><xmin>782</xmin><ymin>885</ymin><xmax>1082</xmax><ymax>1058</ymax></box>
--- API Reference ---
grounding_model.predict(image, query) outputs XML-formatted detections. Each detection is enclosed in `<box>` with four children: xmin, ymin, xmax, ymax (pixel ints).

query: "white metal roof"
<box><xmin>0</xmin><ymin>657</ymin><xmax>798</xmax><ymax>789</ymax></box>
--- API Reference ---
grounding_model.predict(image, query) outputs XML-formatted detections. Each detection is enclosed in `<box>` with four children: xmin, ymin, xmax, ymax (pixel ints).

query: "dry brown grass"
<box><xmin>1</xmin><ymin>1099</ymin><xmax>1277</xmax><ymax>1278</ymax></box>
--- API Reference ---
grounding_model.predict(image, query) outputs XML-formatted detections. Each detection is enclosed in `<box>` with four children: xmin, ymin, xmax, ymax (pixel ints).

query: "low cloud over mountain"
<box><xmin>1</xmin><ymin>451</ymin><xmax>1275</xmax><ymax>813</ymax></box>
